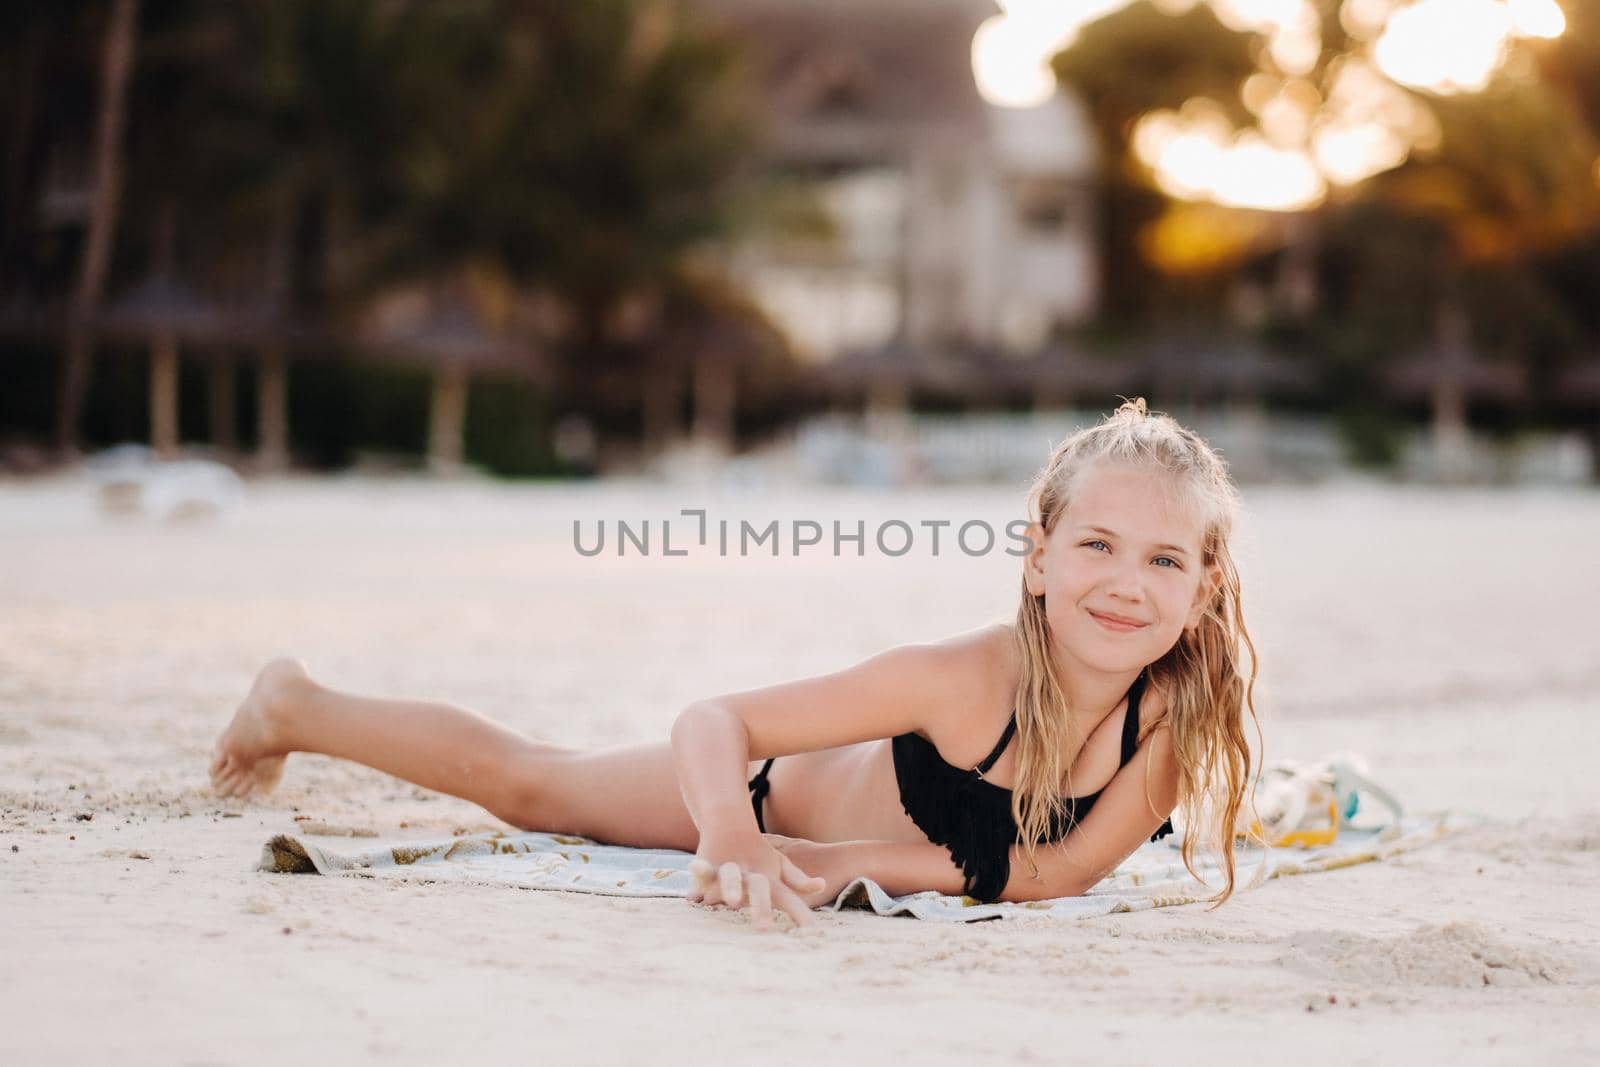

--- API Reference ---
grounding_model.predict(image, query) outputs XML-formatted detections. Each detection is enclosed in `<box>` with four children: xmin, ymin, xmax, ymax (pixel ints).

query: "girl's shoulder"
<box><xmin>932</xmin><ymin>622</ymin><xmax>1021</xmax><ymax>691</ymax></box>
<box><xmin>912</xmin><ymin>623</ymin><xmax>1023</xmax><ymax>743</ymax></box>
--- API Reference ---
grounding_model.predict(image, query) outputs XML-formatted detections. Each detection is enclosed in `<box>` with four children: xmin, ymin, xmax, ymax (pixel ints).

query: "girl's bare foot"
<box><xmin>209</xmin><ymin>656</ymin><xmax>307</xmax><ymax>799</ymax></box>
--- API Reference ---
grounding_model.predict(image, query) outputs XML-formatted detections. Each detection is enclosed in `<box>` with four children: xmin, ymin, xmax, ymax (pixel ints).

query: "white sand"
<box><xmin>2</xmin><ymin>475</ymin><xmax>1598</xmax><ymax>1064</ymax></box>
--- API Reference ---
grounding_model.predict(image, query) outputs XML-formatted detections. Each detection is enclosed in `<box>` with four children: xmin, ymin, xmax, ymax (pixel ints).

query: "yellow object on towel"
<box><xmin>1239</xmin><ymin>755</ymin><xmax>1403</xmax><ymax>849</ymax></box>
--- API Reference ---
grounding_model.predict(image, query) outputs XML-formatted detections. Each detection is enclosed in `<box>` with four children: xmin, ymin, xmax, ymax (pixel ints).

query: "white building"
<box><xmin>697</xmin><ymin>0</ymin><xmax>1101</xmax><ymax>363</ymax></box>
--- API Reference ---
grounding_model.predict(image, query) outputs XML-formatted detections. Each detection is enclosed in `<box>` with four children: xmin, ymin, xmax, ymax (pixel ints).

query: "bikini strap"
<box><xmin>1119</xmin><ymin>669</ymin><xmax>1149</xmax><ymax>765</ymax></box>
<box><xmin>980</xmin><ymin>667</ymin><xmax>1146</xmax><ymax>780</ymax></box>
<box><xmin>974</xmin><ymin>712</ymin><xmax>1018</xmax><ymax>778</ymax></box>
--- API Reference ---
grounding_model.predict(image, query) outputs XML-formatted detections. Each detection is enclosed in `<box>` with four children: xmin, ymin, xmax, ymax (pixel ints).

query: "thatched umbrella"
<box><xmin>0</xmin><ymin>295</ymin><xmax>59</xmax><ymax>341</ymax></box>
<box><xmin>1386</xmin><ymin>309</ymin><xmax>1525</xmax><ymax>410</ymax></box>
<box><xmin>1385</xmin><ymin>346</ymin><xmax>1524</xmax><ymax>410</ymax></box>
<box><xmin>1142</xmin><ymin>335</ymin><xmax>1315</xmax><ymax>410</ymax></box>
<box><xmin>817</xmin><ymin>341</ymin><xmax>915</xmax><ymax>413</ymax></box>
<box><xmin>980</xmin><ymin>343</ymin><xmax>1146</xmax><ymax>410</ymax></box>
<box><xmin>1385</xmin><ymin>310</ymin><xmax>1524</xmax><ymax>481</ymax></box>
<box><xmin>225</xmin><ymin>298</ymin><xmax>323</xmax><ymax>472</ymax></box>
<box><xmin>97</xmin><ymin>271</ymin><xmax>229</xmax><ymax>459</ymax></box>
<box><xmin>1555</xmin><ymin>359</ymin><xmax>1600</xmax><ymax>407</ymax></box>
<box><xmin>359</xmin><ymin>287</ymin><xmax>540</xmax><ymax>473</ymax></box>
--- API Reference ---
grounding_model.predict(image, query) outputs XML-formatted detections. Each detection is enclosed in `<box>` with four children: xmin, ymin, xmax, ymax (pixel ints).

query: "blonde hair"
<box><xmin>1012</xmin><ymin>397</ymin><xmax>1260</xmax><ymax>904</ymax></box>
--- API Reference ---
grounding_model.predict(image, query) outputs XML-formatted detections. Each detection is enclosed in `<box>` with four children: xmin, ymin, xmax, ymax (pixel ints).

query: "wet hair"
<box><xmin>1012</xmin><ymin>397</ymin><xmax>1260</xmax><ymax>904</ymax></box>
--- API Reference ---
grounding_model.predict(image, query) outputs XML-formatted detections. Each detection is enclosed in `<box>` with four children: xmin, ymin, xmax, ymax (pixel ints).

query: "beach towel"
<box><xmin>257</xmin><ymin>812</ymin><xmax>1468</xmax><ymax>922</ymax></box>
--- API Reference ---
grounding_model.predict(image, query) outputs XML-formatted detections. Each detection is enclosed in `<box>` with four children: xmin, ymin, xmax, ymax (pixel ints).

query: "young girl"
<box><xmin>210</xmin><ymin>399</ymin><xmax>1259</xmax><ymax>929</ymax></box>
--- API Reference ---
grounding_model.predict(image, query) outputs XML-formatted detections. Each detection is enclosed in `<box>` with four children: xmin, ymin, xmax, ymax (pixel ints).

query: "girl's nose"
<box><xmin>1105</xmin><ymin>562</ymin><xmax>1146</xmax><ymax>599</ymax></box>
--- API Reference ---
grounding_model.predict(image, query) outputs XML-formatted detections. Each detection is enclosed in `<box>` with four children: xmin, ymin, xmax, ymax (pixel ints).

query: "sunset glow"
<box><xmin>971</xmin><ymin>14</ymin><xmax>1057</xmax><ymax>109</ymax></box>
<box><xmin>1374</xmin><ymin>0</ymin><xmax>1511</xmax><ymax>93</ymax></box>
<box><xmin>1311</xmin><ymin>57</ymin><xmax>1441</xmax><ymax>185</ymax></box>
<box><xmin>1507</xmin><ymin>0</ymin><xmax>1567</xmax><ymax>39</ymax></box>
<box><xmin>971</xmin><ymin>0</ymin><xmax>1569</xmax><ymax>211</ymax></box>
<box><xmin>1133</xmin><ymin>107</ymin><xmax>1327</xmax><ymax>211</ymax></box>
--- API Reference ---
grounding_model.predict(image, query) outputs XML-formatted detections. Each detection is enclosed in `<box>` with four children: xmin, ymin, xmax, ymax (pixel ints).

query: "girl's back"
<box><xmin>752</xmin><ymin>623</ymin><xmax>1165</xmax><ymax>844</ymax></box>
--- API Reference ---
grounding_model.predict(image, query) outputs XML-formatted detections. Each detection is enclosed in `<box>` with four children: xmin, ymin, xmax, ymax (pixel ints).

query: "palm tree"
<box><xmin>144</xmin><ymin>0</ymin><xmax>439</xmax><ymax>470</ymax></box>
<box><xmin>386</xmin><ymin>0</ymin><xmax>761</xmax><ymax>442</ymax></box>
<box><xmin>55</xmin><ymin>0</ymin><xmax>138</xmax><ymax>456</ymax></box>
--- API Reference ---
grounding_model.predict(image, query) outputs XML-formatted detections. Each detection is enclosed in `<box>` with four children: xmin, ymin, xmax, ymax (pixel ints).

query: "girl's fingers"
<box><xmin>745</xmin><ymin>872</ymin><xmax>773</xmax><ymax>930</ymax></box>
<box><xmin>687</xmin><ymin>859</ymin><xmax>718</xmax><ymax>906</ymax></box>
<box><xmin>778</xmin><ymin>854</ymin><xmax>826</xmax><ymax>893</ymax></box>
<box><xmin>770</xmin><ymin>881</ymin><xmax>815</xmax><ymax>928</ymax></box>
<box><xmin>688</xmin><ymin>858</ymin><xmax>714</xmax><ymax>890</ymax></box>
<box><xmin>688</xmin><ymin>855</ymin><xmax>808</xmax><ymax>922</ymax></box>
<box><xmin>718</xmin><ymin>861</ymin><xmax>744</xmax><ymax>909</ymax></box>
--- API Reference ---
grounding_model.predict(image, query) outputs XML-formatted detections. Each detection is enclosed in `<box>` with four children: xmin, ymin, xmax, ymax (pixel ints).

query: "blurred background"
<box><xmin>5</xmin><ymin>15</ymin><xmax>1600</xmax><ymax>1047</ymax></box>
<box><xmin>2</xmin><ymin>0</ymin><xmax>1598</xmax><ymax>486</ymax></box>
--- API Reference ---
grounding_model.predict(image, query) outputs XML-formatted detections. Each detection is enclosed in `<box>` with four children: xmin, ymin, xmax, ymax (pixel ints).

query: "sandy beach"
<box><xmin>2</xmin><ymin>474</ymin><xmax>1598</xmax><ymax>1064</ymax></box>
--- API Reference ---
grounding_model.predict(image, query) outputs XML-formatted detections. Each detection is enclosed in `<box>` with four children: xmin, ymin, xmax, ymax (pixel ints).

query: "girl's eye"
<box><xmin>1082</xmin><ymin>540</ymin><xmax>1182</xmax><ymax>569</ymax></box>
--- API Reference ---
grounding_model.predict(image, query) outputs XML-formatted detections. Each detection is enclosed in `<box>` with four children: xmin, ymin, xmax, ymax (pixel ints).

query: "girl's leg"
<box><xmin>209</xmin><ymin>657</ymin><xmax>703</xmax><ymax>850</ymax></box>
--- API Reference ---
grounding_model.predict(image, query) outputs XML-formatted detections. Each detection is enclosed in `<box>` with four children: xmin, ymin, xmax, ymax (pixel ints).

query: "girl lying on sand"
<box><xmin>211</xmin><ymin>399</ymin><xmax>1259</xmax><ymax>929</ymax></box>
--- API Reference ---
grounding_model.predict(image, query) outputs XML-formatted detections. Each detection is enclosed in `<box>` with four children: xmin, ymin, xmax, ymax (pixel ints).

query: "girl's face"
<box><xmin>1024</xmin><ymin>462</ymin><xmax>1219</xmax><ymax>678</ymax></box>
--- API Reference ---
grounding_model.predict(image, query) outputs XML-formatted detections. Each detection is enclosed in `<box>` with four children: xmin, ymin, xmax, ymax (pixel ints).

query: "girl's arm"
<box><xmin>762</xmin><ymin>835</ymin><xmax>967</xmax><ymax>905</ymax></box>
<box><xmin>670</xmin><ymin>633</ymin><xmax>997</xmax><ymax>923</ymax></box>
<box><xmin>835</xmin><ymin>839</ymin><xmax>969</xmax><ymax>898</ymax></box>
<box><xmin>998</xmin><ymin>723</ymin><xmax>1180</xmax><ymax>902</ymax></box>
<box><xmin>806</xmin><ymin>722</ymin><xmax>1180</xmax><ymax>905</ymax></box>
<box><xmin>672</xmin><ymin>635</ymin><xmax>994</xmax><ymax>840</ymax></box>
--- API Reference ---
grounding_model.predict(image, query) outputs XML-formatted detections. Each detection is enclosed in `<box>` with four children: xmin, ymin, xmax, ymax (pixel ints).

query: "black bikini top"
<box><xmin>890</xmin><ymin>669</ymin><xmax>1175</xmax><ymax>903</ymax></box>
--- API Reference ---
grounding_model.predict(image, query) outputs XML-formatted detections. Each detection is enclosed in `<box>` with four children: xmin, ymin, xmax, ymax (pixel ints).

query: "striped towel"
<box><xmin>257</xmin><ymin>812</ymin><xmax>1469</xmax><ymax>922</ymax></box>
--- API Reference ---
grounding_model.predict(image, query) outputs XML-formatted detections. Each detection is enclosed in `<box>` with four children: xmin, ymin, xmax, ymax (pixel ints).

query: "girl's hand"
<box><xmin>762</xmin><ymin>835</ymin><xmax>861</xmax><ymax>909</ymax></box>
<box><xmin>686</xmin><ymin>829</ymin><xmax>825</xmax><ymax>930</ymax></box>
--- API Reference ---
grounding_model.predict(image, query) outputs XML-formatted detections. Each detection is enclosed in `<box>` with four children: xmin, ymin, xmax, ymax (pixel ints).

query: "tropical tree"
<box><xmin>1052</xmin><ymin>3</ymin><xmax>1258</xmax><ymax>324</ymax></box>
<box><xmin>52</xmin><ymin>0</ymin><xmax>138</xmax><ymax>456</ymax></box>
<box><xmin>1050</xmin><ymin>0</ymin><xmax>1600</xmax><ymax>398</ymax></box>
<box><xmin>6</xmin><ymin>0</ymin><xmax>774</xmax><ymax>466</ymax></box>
<box><xmin>384</xmin><ymin>0</ymin><xmax>760</xmax><ymax>441</ymax></box>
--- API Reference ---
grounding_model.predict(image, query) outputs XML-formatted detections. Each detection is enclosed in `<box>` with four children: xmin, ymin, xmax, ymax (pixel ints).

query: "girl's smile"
<box><xmin>1087</xmin><ymin>608</ymin><xmax>1149</xmax><ymax>633</ymax></box>
<box><xmin>1024</xmin><ymin>462</ymin><xmax>1218</xmax><ymax>694</ymax></box>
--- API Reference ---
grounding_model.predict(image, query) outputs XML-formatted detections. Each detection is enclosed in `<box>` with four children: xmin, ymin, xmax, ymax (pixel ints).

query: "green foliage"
<box><xmin>1050</xmin><ymin>0</ymin><xmax>1600</xmax><ymax>424</ymax></box>
<box><xmin>1</xmin><ymin>0</ymin><xmax>780</xmax><ymax>468</ymax></box>
<box><xmin>1335</xmin><ymin>405</ymin><xmax>1406</xmax><ymax>470</ymax></box>
<box><xmin>286</xmin><ymin>356</ymin><xmax>430</xmax><ymax>468</ymax></box>
<box><xmin>1380</xmin><ymin>78</ymin><xmax>1600</xmax><ymax>263</ymax></box>
<box><xmin>0</xmin><ymin>343</ymin><xmax>66</xmax><ymax>441</ymax></box>
<box><xmin>1051</xmin><ymin>2</ymin><xmax>1257</xmax><ymax>323</ymax></box>
<box><xmin>1316</xmin><ymin>201</ymin><xmax>1452</xmax><ymax>355</ymax></box>
<box><xmin>80</xmin><ymin>346</ymin><xmax>149</xmax><ymax>448</ymax></box>
<box><xmin>373</xmin><ymin>1</ymin><xmax>756</xmax><ymax>313</ymax></box>
<box><xmin>465</xmin><ymin>375</ymin><xmax>563</xmax><ymax>477</ymax></box>
<box><xmin>1053</xmin><ymin>2</ymin><xmax>1257</xmax><ymax>161</ymax></box>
